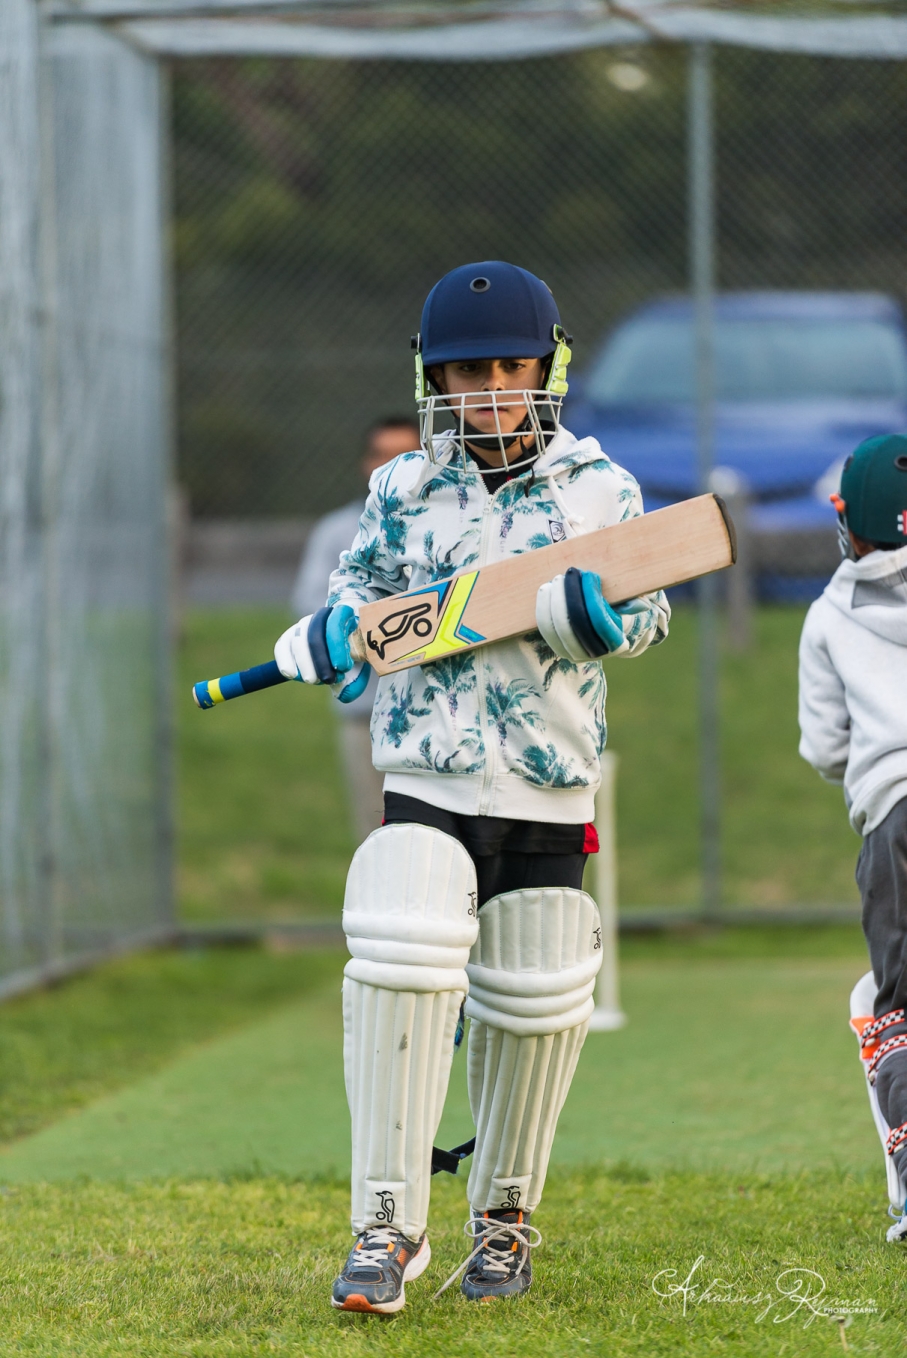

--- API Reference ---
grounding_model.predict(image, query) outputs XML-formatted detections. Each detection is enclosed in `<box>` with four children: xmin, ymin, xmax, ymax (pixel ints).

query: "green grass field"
<box><xmin>0</xmin><ymin>604</ymin><xmax>894</xmax><ymax>1355</ymax></box>
<box><xmin>0</xmin><ymin>931</ymin><xmax>902</xmax><ymax>1355</ymax></box>
<box><xmin>178</xmin><ymin>606</ymin><xmax>861</xmax><ymax>921</ymax></box>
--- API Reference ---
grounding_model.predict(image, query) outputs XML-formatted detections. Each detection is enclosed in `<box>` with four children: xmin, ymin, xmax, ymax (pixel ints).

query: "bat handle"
<box><xmin>349</xmin><ymin>627</ymin><xmax>367</xmax><ymax>664</ymax></box>
<box><xmin>192</xmin><ymin>659</ymin><xmax>288</xmax><ymax>710</ymax></box>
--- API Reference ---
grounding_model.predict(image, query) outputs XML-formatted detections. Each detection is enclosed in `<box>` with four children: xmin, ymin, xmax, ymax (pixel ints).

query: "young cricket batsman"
<box><xmin>275</xmin><ymin>261</ymin><xmax>671</xmax><ymax>1309</ymax></box>
<box><xmin>798</xmin><ymin>433</ymin><xmax>907</xmax><ymax>1243</ymax></box>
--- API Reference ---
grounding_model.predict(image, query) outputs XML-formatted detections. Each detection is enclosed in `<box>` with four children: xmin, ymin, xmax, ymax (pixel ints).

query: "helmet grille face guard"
<box><xmin>830</xmin><ymin>489</ymin><xmax>854</xmax><ymax>561</ymax></box>
<box><xmin>414</xmin><ymin>329</ymin><xmax>572</xmax><ymax>478</ymax></box>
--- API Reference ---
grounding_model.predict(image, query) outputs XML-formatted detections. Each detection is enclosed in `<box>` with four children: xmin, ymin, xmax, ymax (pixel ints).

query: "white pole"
<box><xmin>588</xmin><ymin>750</ymin><xmax>626</xmax><ymax>1032</ymax></box>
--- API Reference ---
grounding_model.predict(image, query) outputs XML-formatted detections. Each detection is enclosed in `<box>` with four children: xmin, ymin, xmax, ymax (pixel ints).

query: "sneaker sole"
<box><xmin>332</xmin><ymin>1236</ymin><xmax>431</xmax><ymax>1314</ymax></box>
<box><xmin>461</xmin><ymin>1277</ymin><xmax>532</xmax><ymax>1302</ymax></box>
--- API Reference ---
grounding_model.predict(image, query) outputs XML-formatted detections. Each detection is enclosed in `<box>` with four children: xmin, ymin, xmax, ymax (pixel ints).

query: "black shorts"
<box><xmin>383</xmin><ymin>791</ymin><xmax>594</xmax><ymax>907</ymax></box>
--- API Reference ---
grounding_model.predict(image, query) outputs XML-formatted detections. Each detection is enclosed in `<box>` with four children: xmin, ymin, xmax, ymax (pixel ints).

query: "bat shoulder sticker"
<box><xmin>364</xmin><ymin>575</ymin><xmax>484</xmax><ymax>667</ymax></box>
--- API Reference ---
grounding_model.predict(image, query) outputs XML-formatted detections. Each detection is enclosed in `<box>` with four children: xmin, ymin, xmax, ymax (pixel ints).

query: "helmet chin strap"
<box><xmin>462</xmin><ymin>414</ymin><xmax>535</xmax><ymax>461</ymax></box>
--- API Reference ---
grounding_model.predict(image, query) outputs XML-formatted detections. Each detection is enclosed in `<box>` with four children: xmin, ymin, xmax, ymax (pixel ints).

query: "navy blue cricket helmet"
<box><xmin>418</xmin><ymin>261</ymin><xmax>563</xmax><ymax>365</ymax></box>
<box><xmin>413</xmin><ymin>261</ymin><xmax>573</xmax><ymax>476</ymax></box>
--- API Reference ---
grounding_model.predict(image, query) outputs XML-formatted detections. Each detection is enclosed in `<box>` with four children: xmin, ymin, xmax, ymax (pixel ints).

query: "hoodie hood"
<box><xmin>824</xmin><ymin>543</ymin><xmax>907</xmax><ymax>646</ymax></box>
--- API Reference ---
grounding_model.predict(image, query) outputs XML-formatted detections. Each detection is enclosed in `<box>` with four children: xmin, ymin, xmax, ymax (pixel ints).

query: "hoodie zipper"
<box><xmin>475</xmin><ymin>474</ymin><xmax>528</xmax><ymax>816</ymax></box>
<box><xmin>472</xmin><ymin>458</ymin><xmax>586</xmax><ymax>812</ymax></box>
<box><xmin>475</xmin><ymin>489</ymin><xmax>498</xmax><ymax>815</ymax></box>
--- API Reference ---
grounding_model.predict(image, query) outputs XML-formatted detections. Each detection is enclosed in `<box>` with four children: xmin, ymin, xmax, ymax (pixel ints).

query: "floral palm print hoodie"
<box><xmin>328</xmin><ymin>427</ymin><xmax>670</xmax><ymax>823</ymax></box>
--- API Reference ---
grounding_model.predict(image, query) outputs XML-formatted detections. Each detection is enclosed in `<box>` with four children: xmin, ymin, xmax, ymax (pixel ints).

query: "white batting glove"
<box><xmin>275</xmin><ymin>613</ymin><xmax>321</xmax><ymax>684</ymax></box>
<box><xmin>275</xmin><ymin>605</ymin><xmax>372</xmax><ymax>702</ymax></box>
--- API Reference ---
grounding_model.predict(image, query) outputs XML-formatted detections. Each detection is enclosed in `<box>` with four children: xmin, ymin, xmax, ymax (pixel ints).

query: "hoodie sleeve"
<box><xmin>615</xmin><ymin>590</ymin><xmax>671</xmax><ymax>658</ymax></box>
<box><xmin>798</xmin><ymin>601</ymin><xmax>850</xmax><ymax>784</ymax></box>
<box><xmin>326</xmin><ymin>463</ymin><xmax>410</xmax><ymax>609</ymax></box>
<box><xmin>610</xmin><ymin>478</ymin><xmax>671</xmax><ymax>658</ymax></box>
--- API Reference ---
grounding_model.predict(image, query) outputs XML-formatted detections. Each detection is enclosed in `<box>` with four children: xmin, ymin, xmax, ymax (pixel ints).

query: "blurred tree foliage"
<box><xmin>172</xmin><ymin>49</ymin><xmax>907</xmax><ymax>517</ymax></box>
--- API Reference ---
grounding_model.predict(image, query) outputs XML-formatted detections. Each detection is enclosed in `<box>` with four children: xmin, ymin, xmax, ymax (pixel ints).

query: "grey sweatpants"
<box><xmin>856</xmin><ymin>795</ymin><xmax>907</xmax><ymax>1152</ymax></box>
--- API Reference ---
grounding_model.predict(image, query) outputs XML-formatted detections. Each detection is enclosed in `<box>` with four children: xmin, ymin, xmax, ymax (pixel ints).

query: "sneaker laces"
<box><xmin>431</xmin><ymin>1214</ymin><xmax>542</xmax><ymax>1300</ymax></box>
<box><xmin>351</xmin><ymin>1228</ymin><xmax>402</xmax><ymax>1269</ymax></box>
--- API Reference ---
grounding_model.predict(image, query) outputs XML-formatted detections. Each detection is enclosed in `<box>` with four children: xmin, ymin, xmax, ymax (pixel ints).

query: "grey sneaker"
<box><xmin>452</xmin><ymin>1208</ymin><xmax>540</xmax><ymax>1300</ymax></box>
<box><xmin>331</xmin><ymin>1227</ymin><xmax>430</xmax><ymax>1313</ymax></box>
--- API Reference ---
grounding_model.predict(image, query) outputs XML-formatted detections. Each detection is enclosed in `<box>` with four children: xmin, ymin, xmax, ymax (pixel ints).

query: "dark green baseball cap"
<box><xmin>837</xmin><ymin>434</ymin><xmax>907</xmax><ymax>547</ymax></box>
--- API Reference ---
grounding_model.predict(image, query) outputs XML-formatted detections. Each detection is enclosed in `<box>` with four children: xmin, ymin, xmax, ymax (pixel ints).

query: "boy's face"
<box><xmin>431</xmin><ymin>358</ymin><xmax>545</xmax><ymax>465</ymax></box>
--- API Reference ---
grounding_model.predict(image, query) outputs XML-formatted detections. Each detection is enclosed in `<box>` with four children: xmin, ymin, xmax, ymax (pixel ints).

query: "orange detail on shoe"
<box><xmin>854</xmin><ymin>1009</ymin><xmax>907</xmax><ymax>1063</ymax></box>
<box><xmin>387</xmin><ymin>1242</ymin><xmax>394</xmax><ymax>1251</ymax></box>
<box><xmin>341</xmin><ymin>1295</ymin><xmax>378</xmax><ymax>1312</ymax></box>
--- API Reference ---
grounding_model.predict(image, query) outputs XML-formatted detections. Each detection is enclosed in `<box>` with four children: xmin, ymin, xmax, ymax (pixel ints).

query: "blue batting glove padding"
<box><xmin>335</xmin><ymin>662</ymin><xmax>372</xmax><ymax>704</ymax></box>
<box><xmin>325</xmin><ymin>605</ymin><xmax>358</xmax><ymax>674</ymax></box>
<box><xmin>580</xmin><ymin>570</ymin><xmax>626</xmax><ymax>653</ymax></box>
<box><xmin>563</xmin><ymin>567</ymin><xmax>625</xmax><ymax>658</ymax></box>
<box><xmin>307</xmin><ymin>607</ymin><xmax>338</xmax><ymax>684</ymax></box>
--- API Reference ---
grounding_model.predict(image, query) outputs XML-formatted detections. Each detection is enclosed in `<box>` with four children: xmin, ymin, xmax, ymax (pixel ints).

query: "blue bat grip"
<box><xmin>193</xmin><ymin>659</ymin><xmax>288</xmax><ymax>710</ymax></box>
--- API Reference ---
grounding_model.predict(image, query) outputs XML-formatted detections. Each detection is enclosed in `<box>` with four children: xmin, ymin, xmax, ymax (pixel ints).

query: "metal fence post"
<box><xmin>688</xmin><ymin>40</ymin><xmax>721</xmax><ymax>921</ymax></box>
<box><xmin>35</xmin><ymin>7</ymin><xmax>64</xmax><ymax>969</ymax></box>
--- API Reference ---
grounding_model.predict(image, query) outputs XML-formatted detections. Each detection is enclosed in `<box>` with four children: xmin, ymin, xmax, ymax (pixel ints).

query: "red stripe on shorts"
<box><xmin>583</xmin><ymin>823</ymin><xmax>600</xmax><ymax>854</ymax></box>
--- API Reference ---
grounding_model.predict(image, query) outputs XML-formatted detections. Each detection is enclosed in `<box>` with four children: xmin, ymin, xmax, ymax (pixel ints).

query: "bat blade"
<box><xmin>356</xmin><ymin>493</ymin><xmax>735</xmax><ymax>676</ymax></box>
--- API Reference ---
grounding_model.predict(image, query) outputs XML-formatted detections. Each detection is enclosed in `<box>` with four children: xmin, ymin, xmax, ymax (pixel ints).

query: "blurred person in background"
<box><xmin>291</xmin><ymin>415</ymin><xmax>421</xmax><ymax>841</ymax></box>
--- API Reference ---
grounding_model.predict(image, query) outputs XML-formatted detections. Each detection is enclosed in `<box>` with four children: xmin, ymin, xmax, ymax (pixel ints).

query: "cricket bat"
<box><xmin>193</xmin><ymin>493</ymin><xmax>735</xmax><ymax>707</ymax></box>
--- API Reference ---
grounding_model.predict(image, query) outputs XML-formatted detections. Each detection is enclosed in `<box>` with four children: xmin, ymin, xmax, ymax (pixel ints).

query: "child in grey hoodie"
<box><xmin>798</xmin><ymin>433</ymin><xmax>907</xmax><ymax>1241</ymax></box>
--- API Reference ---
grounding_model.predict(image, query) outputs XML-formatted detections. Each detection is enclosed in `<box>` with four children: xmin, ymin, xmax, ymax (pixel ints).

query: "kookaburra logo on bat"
<box><xmin>362</xmin><ymin>575</ymin><xmax>485</xmax><ymax>668</ymax></box>
<box><xmin>365</xmin><ymin>599</ymin><xmax>438</xmax><ymax>661</ymax></box>
<box><xmin>364</xmin><ymin>581</ymin><xmax>455</xmax><ymax>662</ymax></box>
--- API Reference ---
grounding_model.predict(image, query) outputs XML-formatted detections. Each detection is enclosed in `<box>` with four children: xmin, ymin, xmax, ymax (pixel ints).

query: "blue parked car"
<box><xmin>567</xmin><ymin>292</ymin><xmax>907</xmax><ymax>592</ymax></box>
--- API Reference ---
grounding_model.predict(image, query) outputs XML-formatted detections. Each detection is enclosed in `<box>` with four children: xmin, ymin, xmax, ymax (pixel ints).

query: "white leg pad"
<box><xmin>343</xmin><ymin>823</ymin><xmax>479</xmax><ymax>1240</ymax></box>
<box><xmin>849</xmin><ymin>971</ymin><xmax>906</xmax><ymax>1211</ymax></box>
<box><xmin>464</xmin><ymin>888</ymin><xmax>603</xmax><ymax>1214</ymax></box>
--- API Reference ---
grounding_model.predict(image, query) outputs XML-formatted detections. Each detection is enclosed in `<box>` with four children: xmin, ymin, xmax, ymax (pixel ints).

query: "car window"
<box><xmin>586</xmin><ymin>317</ymin><xmax>907</xmax><ymax>403</ymax></box>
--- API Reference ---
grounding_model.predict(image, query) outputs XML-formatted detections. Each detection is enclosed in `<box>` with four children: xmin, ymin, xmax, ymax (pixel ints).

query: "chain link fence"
<box><xmin>173</xmin><ymin>45</ymin><xmax>907</xmax><ymax>606</ymax></box>
<box><xmin>174</xmin><ymin>48</ymin><xmax>687</xmax><ymax>518</ymax></box>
